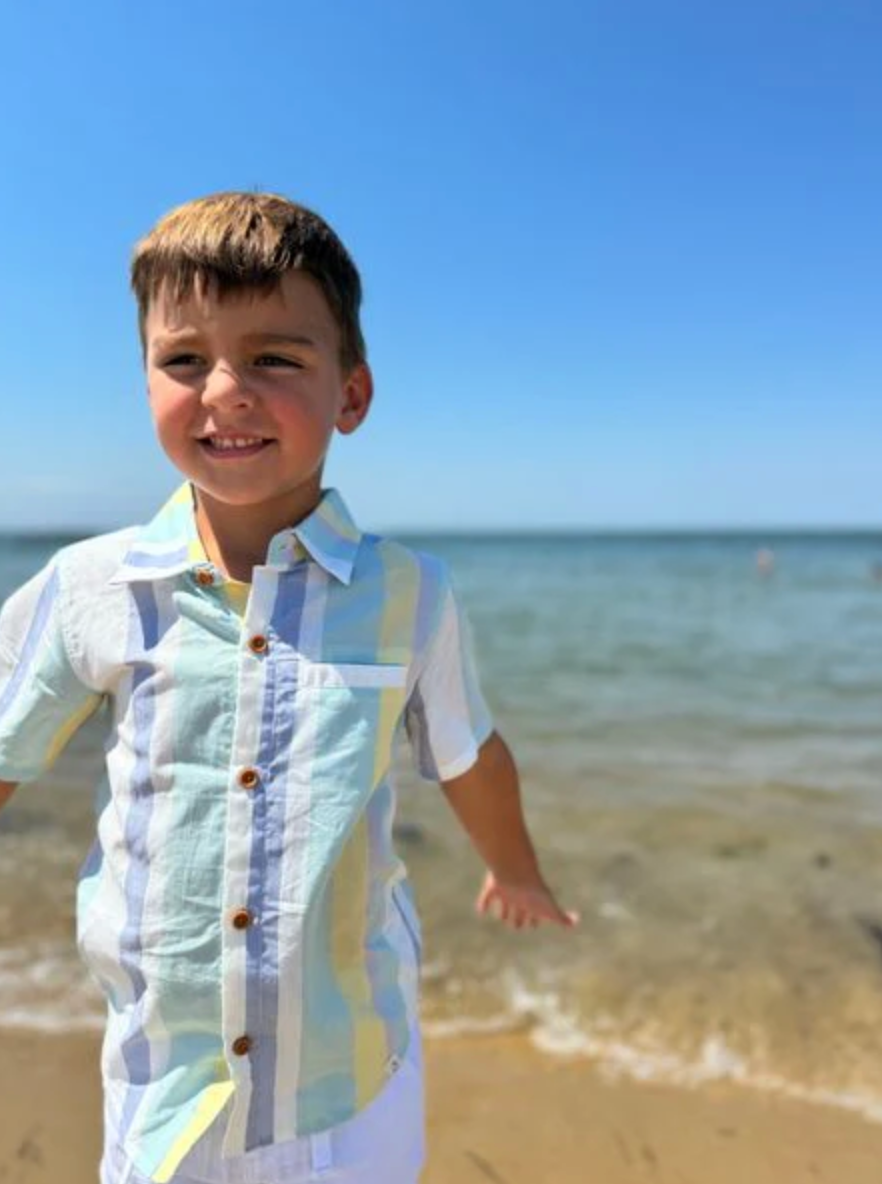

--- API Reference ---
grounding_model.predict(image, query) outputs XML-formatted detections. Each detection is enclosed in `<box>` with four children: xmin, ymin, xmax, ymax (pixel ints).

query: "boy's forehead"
<box><xmin>146</xmin><ymin>272</ymin><xmax>337</xmax><ymax>341</ymax></box>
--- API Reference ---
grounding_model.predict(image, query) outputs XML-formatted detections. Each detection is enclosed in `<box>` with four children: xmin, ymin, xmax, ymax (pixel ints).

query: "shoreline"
<box><xmin>3</xmin><ymin>1029</ymin><xmax>882</xmax><ymax>1183</ymax></box>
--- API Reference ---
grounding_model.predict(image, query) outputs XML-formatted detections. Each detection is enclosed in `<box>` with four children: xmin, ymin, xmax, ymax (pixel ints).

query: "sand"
<box><xmin>2</xmin><ymin>1029</ymin><xmax>881</xmax><ymax>1184</ymax></box>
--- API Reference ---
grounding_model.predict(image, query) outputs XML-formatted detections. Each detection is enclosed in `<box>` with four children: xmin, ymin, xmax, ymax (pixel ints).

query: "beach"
<box><xmin>4</xmin><ymin>1028</ymin><xmax>882</xmax><ymax>1183</ymax></box>
<box><xmin>2</xmin><ymin>530</ymin><xmax>882</xmax><ymax>1181</ymax></box>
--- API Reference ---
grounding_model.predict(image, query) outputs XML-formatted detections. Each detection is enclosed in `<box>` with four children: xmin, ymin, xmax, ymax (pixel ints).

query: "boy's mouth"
<box><xmin>198</xmin><ymin>436</ymin><xmax>274</xmax><ymax>459</ymax></box>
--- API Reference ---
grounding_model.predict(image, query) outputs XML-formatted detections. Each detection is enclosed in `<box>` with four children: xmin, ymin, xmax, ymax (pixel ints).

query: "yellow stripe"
<box><xmin>372</xmin><ymin>548</ymin><xmax>416</xmax><ymax>782</ymax></box>
<box><xmin>153</xmin><ymin>1081</ymin><xmax>235</xmax><ymax>1183</ymax></box>
<box><xmin>330</xmin><ymin>547</ymin><xmax>418</xmax><ymax>1107</ymax></box>
<box><xmin>329</xmin><ymin>813</ymin><xmax>387</xmax><ymax>1107</ymax></box>
<box><xmin>187</xmin><ymin>537</ymin><xmax>208</xmax><ymax>564</ymax></box>
<box><xmin>378</xmin><ymin>549</ymin><xmax>417</xmax><ymax>655</ymax></box>
<box><xmin>320</xmin><ymin>496</ymin><xmax>358</xmax><ymax>542</ymax></box>
<box><xmin>45</xmin><ymin>694</ymin><xmax>102</xmax><ymax>769</ymax></box>
<box><xmin>349</xmin><ymin>548</ymin><xmax>417</xmax><ymax>1101</ymax></box>
<box><xmin>354</xmin><ymin>1012</ymin><xmax>388</xmax><ymax>1108</ymax></box>
<box><xmin>222</xmin><ymin>579</ymin><xmax>251</xmax><ymax>618</ymax></box>
<box><xmin>372</xmin><ymin>686</ymin><xmax>405</xmax><ymax>786</ymax></box>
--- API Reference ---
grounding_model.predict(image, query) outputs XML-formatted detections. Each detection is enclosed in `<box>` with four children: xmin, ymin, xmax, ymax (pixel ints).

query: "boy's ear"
<box><xmin>336</xmin><ymin>363</ymin><xmax>373</xmax><ymax>435</ymax></box>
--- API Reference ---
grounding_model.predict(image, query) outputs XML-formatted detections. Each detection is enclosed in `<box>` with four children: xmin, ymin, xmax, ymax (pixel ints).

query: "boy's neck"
<box><xmin>192</xmin><ymin>483</ymin><xmax>322</xmax><ymax>583</ymax></box>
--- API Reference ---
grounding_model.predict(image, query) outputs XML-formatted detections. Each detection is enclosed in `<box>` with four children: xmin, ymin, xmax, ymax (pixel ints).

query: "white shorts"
<box><xmin>100</xmin><ymin>914</ymin><xmax>425</xmax><ymax>1184</ymax></box>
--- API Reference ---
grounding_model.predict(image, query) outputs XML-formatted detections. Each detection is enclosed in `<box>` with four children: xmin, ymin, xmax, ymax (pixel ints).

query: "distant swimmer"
<box><xmin>756</xmin><ymin>548</ymin><xmax>775</xmax><ymax>576</ymax></box>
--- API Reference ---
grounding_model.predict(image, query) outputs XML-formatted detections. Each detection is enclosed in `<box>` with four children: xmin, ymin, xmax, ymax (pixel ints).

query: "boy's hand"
<box><xmin>476</xmin><ymin>870</ymin><xmax>579</xmax><ymax>930</ymax></box>
<box><xmin>441</xmin><ymin>732</ymin><xmax>579</xmax><ymax>932</ymax></box>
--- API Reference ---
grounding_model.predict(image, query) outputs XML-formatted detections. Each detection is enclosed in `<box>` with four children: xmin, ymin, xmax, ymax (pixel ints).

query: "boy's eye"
<box><xmin>161</xmin><ymin>354</ymin><xmax>202</xmax><ymax>367</ymax></box>
<box><xmin>254</xmin><ymin>354</ymin><xmax>303</xmax><ymax>368</ymax></box>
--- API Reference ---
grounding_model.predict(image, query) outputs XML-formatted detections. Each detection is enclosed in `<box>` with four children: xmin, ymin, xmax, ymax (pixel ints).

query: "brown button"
<box><xmin>248</xmin><ymin>634</ymin><xmax>268</xmax><ymax>655</ymax></box>
<box><xmin>231</xmin><ymin>908</ymin><xmax>252</xmax><ymax>930</ymax></box>
<box><xmin>238</xmin><ymin>767</ymin><xmax>260</xmax><ymax>791</ymax></box>
<box><xmin>195</xmin><ymin>568</ymin><xmax>215</xmax><ymax>587</ymax></box>
<box><xmin>231</xmin><ymin>1035</ymin><xmax>252</xmax><ymax>1057</ymax></box>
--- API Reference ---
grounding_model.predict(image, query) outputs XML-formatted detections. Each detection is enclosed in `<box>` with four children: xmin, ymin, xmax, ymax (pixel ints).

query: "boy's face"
<box><xmin>144</xmin><ymin>271</ymin><xmax>372</xmax><ymax>526</ymax></box>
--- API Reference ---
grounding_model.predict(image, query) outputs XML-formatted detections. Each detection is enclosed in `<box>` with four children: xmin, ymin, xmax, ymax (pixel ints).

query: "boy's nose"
<box><xmin>202</xmin><ymin>364</ymin><xmax>254</xmax><ymax>407</ymax></box>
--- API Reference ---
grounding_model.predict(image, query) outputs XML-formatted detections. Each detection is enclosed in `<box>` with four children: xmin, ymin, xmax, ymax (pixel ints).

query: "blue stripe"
<box><xmin>245</xmin><ymin>567</ymin><xmax>308</xmax><ymax>1150</ymax></box>
<box><xmin>0</xmin><ymin>566</ymin><xmax>59</xmax><ymax>720</ymax></box>
<box><xmin>406</xmin><ymin>556</ymin><xmax>449</xmax><ymax>779</ymax></box>
<box><xmin>407</xmin><ymin>684</ymin><xmax>437</xmax><ymax>781</ymax></box>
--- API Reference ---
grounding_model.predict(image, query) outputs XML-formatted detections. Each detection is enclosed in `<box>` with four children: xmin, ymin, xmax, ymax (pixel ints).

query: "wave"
<box><xmin>423</xmin><ymin>970</ymin><xmax>882</xmax><ymax>1127</ymax></box>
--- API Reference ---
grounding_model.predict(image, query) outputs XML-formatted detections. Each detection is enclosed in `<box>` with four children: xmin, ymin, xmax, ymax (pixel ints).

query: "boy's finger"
<box><xmin>541</xmin><ymin>897</ymin><xmax>580</xmax><ymax>927</ymax></box>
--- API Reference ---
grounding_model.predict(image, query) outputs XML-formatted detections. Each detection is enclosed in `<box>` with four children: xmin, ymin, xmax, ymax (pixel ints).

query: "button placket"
<box><xmin>223</xmin><ymin>587</ymin><xmax>274</xmax><ymax>1086</ymax></box>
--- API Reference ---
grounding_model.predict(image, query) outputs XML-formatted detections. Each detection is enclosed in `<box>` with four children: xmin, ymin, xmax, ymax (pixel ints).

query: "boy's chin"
<box><xmin>190</xmin><ymin>473</ymin><xmax>324</xmax><ymax>509</ymax></box>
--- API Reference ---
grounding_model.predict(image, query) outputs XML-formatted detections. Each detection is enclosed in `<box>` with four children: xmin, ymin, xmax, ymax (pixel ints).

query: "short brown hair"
<box><xmin>131</xmin><ymin>191</ymin><xmax>366</xmax><ymax>369</ymax></box>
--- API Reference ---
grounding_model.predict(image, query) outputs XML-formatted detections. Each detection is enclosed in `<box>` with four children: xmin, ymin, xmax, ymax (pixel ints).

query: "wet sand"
<box><xmin>2</xmin><ymin>1029</ymin><xmax>882</xmax><ymax>1183</ymax></box>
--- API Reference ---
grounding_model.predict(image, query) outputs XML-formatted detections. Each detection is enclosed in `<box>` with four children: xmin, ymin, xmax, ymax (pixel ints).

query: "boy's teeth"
<box><xmin>210</xmin><ymin>437</ymin><xmax>263</xmax><ymax>450</ymax></box>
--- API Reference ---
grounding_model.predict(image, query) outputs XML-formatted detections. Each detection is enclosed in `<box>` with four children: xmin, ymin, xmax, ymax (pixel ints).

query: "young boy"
<box><xmin>0</xmin><ymin>191</ymin><xmax>576</xmax><ymax>1184</ymax></box>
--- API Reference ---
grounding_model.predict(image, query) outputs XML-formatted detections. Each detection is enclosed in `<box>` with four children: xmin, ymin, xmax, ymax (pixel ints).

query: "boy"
<box><xmin>0</xmin><ymin>191</ymin><xmax>576</xmax><ymax>1184</ymax></box>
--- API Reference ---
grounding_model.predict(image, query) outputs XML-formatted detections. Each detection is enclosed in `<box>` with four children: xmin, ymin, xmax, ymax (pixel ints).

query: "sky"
<box><xmin>0</xmin><ymin>0</ymin><xmax>880</xmax><ymax>531</ymax></box>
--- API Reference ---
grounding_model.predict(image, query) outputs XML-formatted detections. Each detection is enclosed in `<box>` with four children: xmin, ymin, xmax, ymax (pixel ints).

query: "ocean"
<box><xmin>2</xmin><ymin>527</ymin><xmax>882</xmax><ymax>1120</ymax></box>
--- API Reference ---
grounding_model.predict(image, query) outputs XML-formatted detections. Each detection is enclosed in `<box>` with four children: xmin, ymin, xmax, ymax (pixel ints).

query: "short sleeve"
<box><xmin>405</xmin><ymin>580</ymin><xmax>494</xmax><ymax>782</ymax></box>
<box><xmin>0</xmin><ymin>558</ymin><xmax>104</xmax><ymax>783</ymax></box>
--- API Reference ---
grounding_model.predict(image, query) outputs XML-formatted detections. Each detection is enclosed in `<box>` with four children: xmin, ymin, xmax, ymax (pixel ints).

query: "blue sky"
<box><xmin>0</xmin><ymin>0</ymin><xmax>879</xmax><ymax>530</ymax></box>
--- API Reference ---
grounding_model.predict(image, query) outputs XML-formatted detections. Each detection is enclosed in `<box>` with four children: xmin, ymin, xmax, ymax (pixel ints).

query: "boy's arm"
<box><xmin>441</xmin><ymin>731</ymin><xmax>578</xmax><ymax>930</ymax></box>
<box><xmin>0</xmin><ymin>555</ymin><xmax>105</xmax><ymax>789</ymax></box>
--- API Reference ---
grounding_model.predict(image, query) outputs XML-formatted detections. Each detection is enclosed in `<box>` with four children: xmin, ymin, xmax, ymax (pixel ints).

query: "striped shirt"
<box><xmin>0</xmin><ymin>483</ymin><xmax>492</xmax><ymax>1182</ymax></box>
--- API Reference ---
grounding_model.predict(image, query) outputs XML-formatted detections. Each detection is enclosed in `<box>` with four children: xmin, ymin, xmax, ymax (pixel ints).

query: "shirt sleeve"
<box><xmin>0</xmin><ymin>557</ymin><xmax>104</xmax><ymax>784</ymax></box>
<box><xmin>405</xmin><ymin>577</ymin><xmax>494</xmax><ymax>782</ymax></box>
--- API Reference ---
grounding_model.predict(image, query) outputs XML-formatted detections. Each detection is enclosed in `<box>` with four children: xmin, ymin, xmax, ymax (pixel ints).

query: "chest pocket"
<box><xmin>290</xmin><ymin>662</ymin><xmax>409</xmax><ymax>805</ymax></box>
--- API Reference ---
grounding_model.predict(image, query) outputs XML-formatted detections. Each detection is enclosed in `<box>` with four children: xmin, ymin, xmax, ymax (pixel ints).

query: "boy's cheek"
<box><xmin>149</xmin><ymin>387</ymin><xmax>195</xmax><ymax>429</ymax></box>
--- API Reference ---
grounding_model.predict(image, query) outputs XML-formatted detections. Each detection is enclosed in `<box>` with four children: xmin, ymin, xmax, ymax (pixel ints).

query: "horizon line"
<box><xmin>3</xmin><ymin>523</ymin><xmax>881</xmax><ymax>540</ymax></box>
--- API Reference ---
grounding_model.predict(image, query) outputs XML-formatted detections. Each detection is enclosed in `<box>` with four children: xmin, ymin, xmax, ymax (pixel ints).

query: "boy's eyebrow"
<box><xmin>246</xmin><ymin>332</ymin><xmax>320</xmax><ymax>348</ymax></box>
<box><xmin>149</xmin><ymin>331</ymin><xmax>320</xmax><ymax>352</ymax></box>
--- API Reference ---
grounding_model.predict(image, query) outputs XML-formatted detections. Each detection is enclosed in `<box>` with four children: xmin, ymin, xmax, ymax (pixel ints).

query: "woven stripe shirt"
<box><xmin>0</xmin><ymin>483</ymin><xmax>493</xmax><ymax>1183</ymax></box>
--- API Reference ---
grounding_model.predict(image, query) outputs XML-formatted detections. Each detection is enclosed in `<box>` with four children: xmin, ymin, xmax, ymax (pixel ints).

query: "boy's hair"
<box><xmin>131</xmin><ymin>191</ymin><xmax>366</xmax><ymax>370</ymax></box>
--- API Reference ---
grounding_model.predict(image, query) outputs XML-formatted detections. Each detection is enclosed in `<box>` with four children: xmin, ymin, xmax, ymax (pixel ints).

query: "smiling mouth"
<box><xmin>197</xmin><ymin>436</ymin><xmax>275</xmax><ymax>458</ymax></box>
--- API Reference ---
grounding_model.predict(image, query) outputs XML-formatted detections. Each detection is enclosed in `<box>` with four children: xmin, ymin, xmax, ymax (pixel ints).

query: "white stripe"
<box><xmin>124</xmin><ymin>538</ymin><xmax>189</xmax><ymax>557</ymax></box>
<box><xmin>298</xmin><ymin>662</ymin><xmax>407</xmax><ymax>689</ymax></box>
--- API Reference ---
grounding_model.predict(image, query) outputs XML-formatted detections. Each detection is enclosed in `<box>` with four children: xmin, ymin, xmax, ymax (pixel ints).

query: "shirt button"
<box><xmin>231</xmin><ymin>908</ymin><xmax>253</xmax><ymax>930</ymax></box>
<box><xmin>238</xmin><ymin>767</ymin><xmax>261</xmax><ymax>791</ymax></box>
<box><xmin>248</xmin><ymin>634</ymin><xmax>268</xmax><ymax>655</ymax></box>
<box><xmin>231</xmin><ymin>1035</ymin><xmax>252</xmax><ymax>1057</ymax></box>
<box><xmin>195</xmin><ymin>568</ymin><xmax>214</xmax><ymax>587</ymax></box>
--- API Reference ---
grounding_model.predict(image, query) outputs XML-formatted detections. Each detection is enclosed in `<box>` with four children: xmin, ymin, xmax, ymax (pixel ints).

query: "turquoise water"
<box><xmin>2</xmin><ymin>529</ymin><xmax>882</xmax><ymax>1116</ymax></box>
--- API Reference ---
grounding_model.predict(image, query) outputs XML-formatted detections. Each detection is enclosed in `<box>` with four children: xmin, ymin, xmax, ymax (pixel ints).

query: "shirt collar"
<box><xmin>109</xmin><ymin>483</ymin><xmax>363</xmax><ymax>587</ymax></box>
